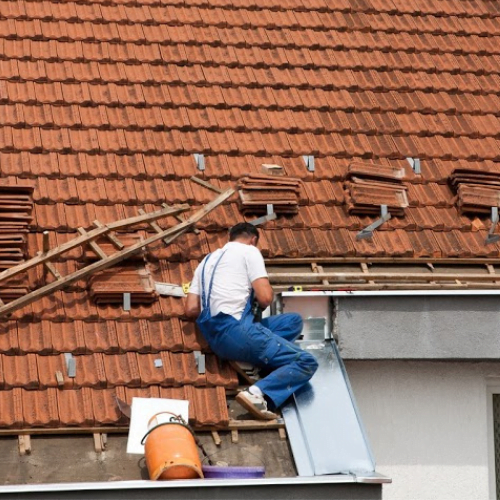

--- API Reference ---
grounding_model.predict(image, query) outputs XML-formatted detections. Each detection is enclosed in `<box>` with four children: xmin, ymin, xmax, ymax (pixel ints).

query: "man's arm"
<box><xmin>252</xmin><ymin>277</ymin><xmax>273</xmax><ymax>309</ymax></box>
<box><xmin>185</xmin><ymin>293</ymin><xmax>201</xmax><ymax>319</ymax></box>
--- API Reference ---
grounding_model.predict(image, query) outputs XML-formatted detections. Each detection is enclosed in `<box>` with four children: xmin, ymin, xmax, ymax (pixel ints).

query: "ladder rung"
<box><xmin>44</xmin><ymin>261</ymin><xmax>62</xmax><ymax>280</ymax></box>
<box><xmin>93</xmin><ymin>220</ymin><xmax>124</xmax><ymax>250</ymax></box>
<box><xmin>78</xmin><ymin>227</ymin><xmax>108</xmax><ymax>260</ymax></box>
<box><xmin>162</xmin><ymin>204</ymin><xmax>200</xmax><ymax>234</ymax></box>
<box><xmin>138</xmin><ymin>209</ymin><xmax>162</xmax><ymax>234</ymax></box>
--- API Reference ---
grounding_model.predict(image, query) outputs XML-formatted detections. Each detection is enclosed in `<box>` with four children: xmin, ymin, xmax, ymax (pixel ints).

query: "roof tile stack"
<box><xmin>450</xmin><ymin>169</ymin><xmax>500</xmax><ymax>214</ymax></box>
<box><xmin>89</xmin><ymin>265</ymin><xmax>158</xmax><ymax>305</ymax></box>
<box><xmin>345</xmin><ymin>162</ymin><xmax>408</xmax><ymax>216</ymax></box>
<box><xmin>238</xmin><ymin>174</ymin><xmax>301</xmax><ymax>215</ymax></box>
<box><xmin>0</xmin><ymin>184</ymin><xmax>34</xmax><ymax>301</ymax></box>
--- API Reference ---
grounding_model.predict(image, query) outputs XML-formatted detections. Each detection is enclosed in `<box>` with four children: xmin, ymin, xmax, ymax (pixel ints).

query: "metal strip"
<box><xmin>281</xmin><ymin>290</ymin><xmax>500</xmax><ymax>297</ymax></box>
<box><xmin>283</xmin><ymin>340</ymin><xmax>375</xmax><ymax>476</ymax></box>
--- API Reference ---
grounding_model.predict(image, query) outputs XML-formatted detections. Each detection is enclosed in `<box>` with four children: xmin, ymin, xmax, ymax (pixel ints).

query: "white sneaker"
<box><xmin>236</xmin><ymin>390</ymin><xmax>278</xmax><ymax>420</ymax></box>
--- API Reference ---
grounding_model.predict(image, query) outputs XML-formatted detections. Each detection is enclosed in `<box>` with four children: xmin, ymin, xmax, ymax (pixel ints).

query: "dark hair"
<box><xmin>229</xmin><ymin>223</ymin><xmax>259</xmax><ymax>242</ymax></box>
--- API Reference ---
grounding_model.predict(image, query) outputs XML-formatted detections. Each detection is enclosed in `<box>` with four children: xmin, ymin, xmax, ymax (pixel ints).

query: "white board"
<box><xmin>126</xmin><ymin>397</ymin><xmax>190</xmax><ymax>455</ymax></box>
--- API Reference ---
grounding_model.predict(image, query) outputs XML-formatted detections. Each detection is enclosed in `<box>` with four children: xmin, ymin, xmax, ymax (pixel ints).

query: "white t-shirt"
<box><xmin>189</xmin><ymin>241</ymin><xmax>268</xmax><ymax>320</ymax></box>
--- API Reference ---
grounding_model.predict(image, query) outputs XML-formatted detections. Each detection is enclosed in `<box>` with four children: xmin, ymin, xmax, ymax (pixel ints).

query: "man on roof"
<box><xmin>185</xmin><ymin>222</ymin><xmax>318</xmax><ymax>420</ymax></box>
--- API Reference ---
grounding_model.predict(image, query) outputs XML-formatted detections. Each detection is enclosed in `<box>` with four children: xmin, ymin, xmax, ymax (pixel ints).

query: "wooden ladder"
<box><xmin>0</xmin><ymin>187</ymin><xmax>234</xmax><ymax>317</ymax></box>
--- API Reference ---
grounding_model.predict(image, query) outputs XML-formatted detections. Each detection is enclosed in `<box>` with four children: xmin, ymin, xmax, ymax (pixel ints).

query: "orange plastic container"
<box><xmin>142</xmin><ymin>412</ymin><xmax>203</xmax><ymax>481</ymax></box>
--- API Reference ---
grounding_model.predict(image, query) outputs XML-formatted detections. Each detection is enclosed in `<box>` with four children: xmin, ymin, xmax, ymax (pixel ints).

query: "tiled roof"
<box><xmin>1</xmin><ymin>0</ymin><xmax>500</xmax><ymax>429</ymax></box>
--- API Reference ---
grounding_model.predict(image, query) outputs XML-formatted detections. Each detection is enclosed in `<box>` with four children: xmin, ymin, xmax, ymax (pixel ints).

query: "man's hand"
<box><xmin>184</xmin><ymin>293</ymin><xmax>201</xmax><ymax>319</ymax></box>
<box><xmin>252</xmin><ymin>277</ymin><xmax>273</xmax><ymax>308</ymax></box>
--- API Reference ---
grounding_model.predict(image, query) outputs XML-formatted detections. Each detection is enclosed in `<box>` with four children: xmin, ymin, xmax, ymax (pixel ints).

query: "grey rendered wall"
<box><xmin>336</xmin><ymin>296</ymin><xmax>500</xmax><ymax>359</ymax></box>
<box><xmin>346</xmin><ymin>360</ymin><xmax>499</xmax><ymax>500</ymax></box>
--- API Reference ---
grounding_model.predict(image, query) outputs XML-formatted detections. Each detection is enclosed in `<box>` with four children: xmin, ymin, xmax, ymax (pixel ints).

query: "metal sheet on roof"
<box><xmin>283</xmin><ymin>340</ymin><xmax>375</xmax><ymax>476</ymax></box>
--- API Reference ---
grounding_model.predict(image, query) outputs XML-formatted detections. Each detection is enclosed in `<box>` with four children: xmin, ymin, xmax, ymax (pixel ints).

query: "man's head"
<box><xmin>229</xmin><ymin>223</ymin><xmax>259</xmax><ymax>246</ymax></box>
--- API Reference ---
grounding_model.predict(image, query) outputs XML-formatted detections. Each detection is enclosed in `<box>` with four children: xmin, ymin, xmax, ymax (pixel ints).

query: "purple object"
<box><xmin>202</xmin><ymin>465</ymin><xmax>265</xmax><ymax>479</ymax></box>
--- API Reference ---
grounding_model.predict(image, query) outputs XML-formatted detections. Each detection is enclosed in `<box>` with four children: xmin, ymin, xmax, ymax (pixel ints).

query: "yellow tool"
<box><xmin>289</xmin><ymin>285</ymin><xmax>303</xmax><ymax>292</ymax></box>
<box><xmin>182</xmin><ymin>282</ymin><xmax>191</xmax><ymax>294</ymax></box>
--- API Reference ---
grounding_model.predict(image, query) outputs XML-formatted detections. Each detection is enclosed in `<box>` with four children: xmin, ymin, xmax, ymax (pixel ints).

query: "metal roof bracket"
<box><xmin>123</xmin><ymin>292</ymin><xmax>131</xmax><ymax>311</ymax></box>
<box><xmin>193</xmin><ymin>154</ymin><xmax>205</xmax><ymax>171</ymax></box>
<box><xmin>194</xmin><ymin>351</ymin><xmax>205</xmax><ymax>374</ymax></box>
<box><xmin>250</xmin><ymin>203</ymin><xmax>277</xmax><ymax>226</ymax></box>
<box><xmin>407</xmin><ymin>157</ymin><xmax>421</xmax><ymax>174</ymax></box>
<box><xmin>356</xmin><ymin>205</ymin><xmax>391</xmax><ymax>240</ymax></box>
<box><xmin>486</xmin><ymin>207</ymin><xmax>500</xmax><ymax>245</ymax></box>
<box><xmin>64</xmin><ymin>353</ymin><xmax>76</xmax><ymax>378</ymax></box>
<box><xmin>303</xmin><ymin>155</ymin><xmax>315</xmax><ymax>172</ymax></box>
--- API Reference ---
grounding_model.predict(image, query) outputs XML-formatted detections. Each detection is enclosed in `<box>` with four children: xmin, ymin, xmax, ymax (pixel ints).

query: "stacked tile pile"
<box><xmin>89</xmin><ymin>265</ymin><xmax>158</xmax><ymax>305</ymax></box>
<box><xmin>238</xmin><ymin>174</ymin><xmax>301</xmax><ymax>215</ymax></box>
<box><xmin>345</xmin><ymin>162</ymin><xmax>408</xmax><ymax>216</ymax></box>
<box><xmin>0</xmin><ymin>184</ymin><xmax>34</xmax><ymax>301</ymax></box>
<box><xmin>86</xmin><ymin>233</ymin><xmax>158</xmax><ymax>305</ymax></box>
<box><xmin>450</xmin><ymin>169</ymin><xmax>500</xmax><ymax>214</ymax></box>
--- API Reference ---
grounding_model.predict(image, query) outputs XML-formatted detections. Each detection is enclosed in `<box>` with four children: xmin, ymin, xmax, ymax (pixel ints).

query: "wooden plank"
<box><xmin>0</xmin><ymin>189</ymin><xmax>234</xmax><ymax>317</ymax></box>
<box><xmin>278</xmin><ymin>428</ymin><xmax>287</xmax><ymax>440</ymax></box>
<box><xmin>55</xmin><ymin>371</ymin><xmax>64</xmax><ymax>388</ymax></box>
<box><xmin>265</xmin><ymin>257</ymin><xmax>500</xmax><ymax>265</ymax></box>
<box><xmin>190</xmin><ymin>176</ymin><xmax>223</xmax><ymax>194</ymax></box>
<box><xmin>211</xmin><ymin>431</ymin><xmax>222</xmax><ymax>446</ymax></box>
<box><xmin>312</xmin><ymin>262</ymin><xmax>329</xmax><ymax>286</ymax></box>
<box><xmin>0</xmin><ymin>204</ymin><xmax>189</xmax><ymax>285</ymax></box>
<box><xmin>93</xmin><ymin>433</ymin><xmax>105</xmax><ymax>453</ymax></box>
<box><xmin>93</xmin><ymin>220</ymin><xmax>124</xmax><ymax>250</ymax></box>
<box><xmin>268</xmin><ymin>272</ymin><xmax>500</xmax><ymax>283</ymax></box>
<box><xmin>229</xmin><ymin>361</ymin><xmax>257</xmax><ymax>385</ymax></box>
<box><xmin>360</xmin><ymin>262</ymin><xmax>375</xmax><ymax>286</ymax></box>
<box><xmin>231</xmin><ymin>430</ymin><xmax>239</xmax><ymax>443</ymax></box>
<box><xmin>18</xmin><ymin>435</ymin><xmax>31</xmax><ymax>455</ymax></box>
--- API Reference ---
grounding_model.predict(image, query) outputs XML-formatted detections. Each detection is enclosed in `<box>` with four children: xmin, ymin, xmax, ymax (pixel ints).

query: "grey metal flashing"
<box><xmin>356</xmin><ymin>205</ymin><xmax>391</xmax><ymax>240</ymax></box>
<box><xmin>0</xmin><ymin>476</ymin><xmax>388</xmax><ymax>500</ymax></box>
<box><xmin>283</xmin><ymin>340</ymin><xmax>376</xmax><ymax>476</ymax></box>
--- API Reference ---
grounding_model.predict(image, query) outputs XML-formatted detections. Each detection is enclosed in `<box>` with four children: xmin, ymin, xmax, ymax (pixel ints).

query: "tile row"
<box><xmin>1</xmin><ymin>37</ymin><xmax>500</xmax><ymax>75</ymax></box>
<box><xmin>0</xmin><ymin>5</ymin><xmax>499</xmax><ymax>37</ymax></box>
<box><xmin>0</xmin><ymin>0</ymin><xmax>497</xmax><ymax>23</ymax></box>
<box><xmin>4</xmin><ymin>105</ymin><xmax>500</xmax><ymax>142</ymax></box>
<box><xmin>5</xmin><ymin>82</ymin><xmax>500</xmax><ymax>117</ymax></box>
<box><xmin>27</xmin><ymin>177</ymin><xmax>457</xmax><ymax>206</ymax></box>
<box><xmin>0</xmin><ymin>319</ymin><xmax>206</xmax><ymax>355</ymax></box>
<box><xmin>1</xmin><ymin>127</ymin><xmax>499</xmax><ymax>161</ymax></box>
<box><xmin>0</xmin><ymin>152</ymin><xmax>486</xmax><ymax>183</ymax></box>
<box><xmin>0</xmin><ymin>385</ymin><xmax>229</xmax><ymax>427</ymax></box>
<box><xmin>0</xmin><ymin>351</ymin><xmax>238</xmax><ymax>390</ymax></box>
<box><xmin>1</xmin><ymin>57</ymin><xmax>500</xmax><ymax>96</ymax></box>
<box><xmin>2</xmin><ymin>0</ymin><xmax>499</xmax><ymax>20</ymax></box>
<box><xmin>2</xmin><ymin>30</ymin><xmax>500</xmax><ymax>61</ymax></box>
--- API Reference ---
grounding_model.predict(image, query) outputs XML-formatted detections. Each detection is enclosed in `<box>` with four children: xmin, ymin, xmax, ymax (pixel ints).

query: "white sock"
<box><xmin>248</xmin><ymin>385</ymin><xmax>263</xmax><ymax>397</ymax></box>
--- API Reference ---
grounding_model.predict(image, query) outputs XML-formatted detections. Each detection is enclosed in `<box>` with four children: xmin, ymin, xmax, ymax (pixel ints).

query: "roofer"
<box><xmin>185</xmin><ymin>222</ymin><xmax>318</xmax><ymax>420</ymax></box>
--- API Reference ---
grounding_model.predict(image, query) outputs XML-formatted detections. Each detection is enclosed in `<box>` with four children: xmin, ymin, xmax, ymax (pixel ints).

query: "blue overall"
<box><xmin>196</xmin><ymin>252</ymin><xmax>318</xmax><ymax>408</ymax></box>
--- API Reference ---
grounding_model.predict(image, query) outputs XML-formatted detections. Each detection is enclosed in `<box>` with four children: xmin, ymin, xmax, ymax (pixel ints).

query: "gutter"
<box><xmin>0</xmin><ymin>474</ymin><xmax>391</xmax><ymax>500</ymax></box>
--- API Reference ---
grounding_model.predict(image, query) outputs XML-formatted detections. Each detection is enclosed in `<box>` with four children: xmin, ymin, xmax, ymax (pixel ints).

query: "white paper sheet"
<box><xmin>126</xmin><ymin>397</ymin><xmax>189</xmax><ymax>454</ymax></box>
